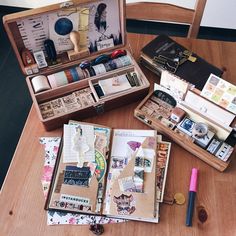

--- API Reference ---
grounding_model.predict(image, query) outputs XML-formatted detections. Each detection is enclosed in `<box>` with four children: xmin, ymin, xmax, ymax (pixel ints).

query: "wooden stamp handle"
<box><xmin>70</xmin><ymin>31</ymin><xmax>80</xmax><ymax>52</ymax></box>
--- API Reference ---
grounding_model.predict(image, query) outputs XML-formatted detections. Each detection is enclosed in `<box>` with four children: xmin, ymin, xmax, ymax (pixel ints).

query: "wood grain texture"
<box><xmin>126</xmin><ymin>0</ymin><xmax>207</xmax><ymax>38</ymax></box>
<box><xmin>0</xmin><ymin>34</ymin><xmax>236</xmax><ymax>236</ymax></box>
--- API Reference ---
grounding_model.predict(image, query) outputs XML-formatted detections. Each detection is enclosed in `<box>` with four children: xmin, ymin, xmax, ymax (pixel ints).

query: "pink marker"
<box><xmin>186</xmin><ymin>168</ymin><xmax>198</xmax><ymax>226</ymax></box>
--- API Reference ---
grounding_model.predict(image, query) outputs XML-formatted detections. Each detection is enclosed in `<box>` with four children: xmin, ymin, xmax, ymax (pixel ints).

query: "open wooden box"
<box><xmin>3</xmin><ymin>0</ymin><xmax>150</xmax><ymax>130</ymax></box>
<box><xmin>134</xmin><ymin>72</ymin><xmax>235</xmax><ymax>172</ymax></box>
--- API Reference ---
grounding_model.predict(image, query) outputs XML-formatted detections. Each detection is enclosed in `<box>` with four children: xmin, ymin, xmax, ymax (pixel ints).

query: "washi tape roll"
<box><xmin>88</xmin><ymin>67</ymin><xmax>96</xmax><ymax>76</ymax></box>
<box><xmin>75</xmin><ymin>66</ymin><xmax>85</xmax><ymax>80</ymax></box>
<box><xmin>70</xmin><ymin>68</ymin><xmax>79</xmax><ymax>82</ymax></box>
<box><xmin>31</xmin><ymin>75</ymin><xmax>51</xmax><ymax>93</ymax></box>
<box><xmin>113</xmin><ymin>57</ymin><xmax>123</xmax><ymax>69</ymax></box>
<box><xmin>111</xmin><ymin>49</ymin><xmax>127</xmax><ymax>59</ymax></box>
<box><xmin>64</xmin><ymin>69</ymin><xmax>74</xmax><ymax>83</ymax></box>
<box><xmin>48</xmin><ymin>71</ymin><xmax>68</xmax><ymax>88</ymax></box>
<box><xmin>104</xmin><ymin>61</ymin><xmax>113</xmax><ymax>72</ymax></box>
<box><xmin>83</xmin><ymin>68</ymin><xmax>90</xmax><ymax>78</ymax></box>
<box><xmin>92</xmin><ymin>64</ymin><xmax>107</xmax><ymax>75</ymax></box>
<box><xmin>192</xmin><ymin>122</ymin><xmax>208</xmax><ymax>138</ymax></box>
<box><xmin>94</xmin><ymin>54</ymin><xmax>110</xmax><ymax>65</ymax></box>
<box><xmin>119</xmin><ymin>55</ymin><xmax>132</xmax><ymax>66</ymax></box>
<box><xmin>79</xmin><ymin>60</ymin><xmax>91</xmax><ymax>69</ymax></box>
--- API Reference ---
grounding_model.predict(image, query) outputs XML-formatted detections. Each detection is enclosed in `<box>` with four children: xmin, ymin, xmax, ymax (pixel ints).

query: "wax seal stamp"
<box><xmin>89</xmin><ymin>224</ymin><xmax>104</xmax><ymax>235</ymax></box>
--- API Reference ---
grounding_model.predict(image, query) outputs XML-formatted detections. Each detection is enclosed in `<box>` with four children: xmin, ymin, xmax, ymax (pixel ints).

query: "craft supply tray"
<box><xmin>3</xmin><ymin>0</ymin><xmax>149</xmax><ymax>130</ymax></box>
<box><xmin>134</xmin><ymin>73</ymin><xmax>235</xmax><ymax>172</ymax></box>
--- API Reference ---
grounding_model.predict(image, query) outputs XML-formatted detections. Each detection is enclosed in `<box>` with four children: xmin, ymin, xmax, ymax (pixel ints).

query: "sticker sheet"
<box><xmin>201</xmin><ymin>74</ymin><xmax>236</xmax><ymax>115</ymax></box>
<box><xmin>40</xmin><ymin>136</ymin><xmax>126</xmax><ymax>225</ymax></box>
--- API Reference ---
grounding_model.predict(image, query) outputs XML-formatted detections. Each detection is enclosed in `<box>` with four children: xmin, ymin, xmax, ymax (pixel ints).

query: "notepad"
<box><xmin>98</xmin><ymin>74</ymin><xmax>132</xmax><ymax>96</ymax></box>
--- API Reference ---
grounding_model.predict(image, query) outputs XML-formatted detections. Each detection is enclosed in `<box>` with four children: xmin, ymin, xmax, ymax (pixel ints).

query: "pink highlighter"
<box><xmin>186</xmin><ymin>168</ymin><xmax>198</xmax><ymax>226</ymax></box>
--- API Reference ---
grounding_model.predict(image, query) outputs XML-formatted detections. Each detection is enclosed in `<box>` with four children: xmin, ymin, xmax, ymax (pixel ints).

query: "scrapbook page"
<box><xmin>46</xmin><ymin>122</ymin><xmax>160</xmax><ymax>222</ymax></box>
<box><xmin>40</xmin><ymin>137</ymin><xmax>126</xmax><ymax>225</ymax></box>
<box><xmin>46</xmin><ymin>121</ymin><xmax>111</xmax><ymax>214</ymax></box>
<box><xmin>104</xmin><ymin>129</ymin><xmax>157</xmax><ymax>220</ymax></box>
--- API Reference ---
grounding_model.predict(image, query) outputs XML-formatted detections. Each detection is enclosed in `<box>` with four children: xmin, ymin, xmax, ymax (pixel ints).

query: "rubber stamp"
<box><xmin>67</xmin><ymin>31</ymin><xmax>90</xmax><ymax>61</ymax></box>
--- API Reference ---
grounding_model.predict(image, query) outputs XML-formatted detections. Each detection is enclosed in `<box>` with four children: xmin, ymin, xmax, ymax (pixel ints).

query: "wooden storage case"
<box><xmin>134</xmin><ymin>81</ymin><xmax>235</xmax><ymax>172</ymax></box>
<box><xmin>3</xmin><ymin>0</ymin><xmax>150</xmax><ymax>130</ymax></box>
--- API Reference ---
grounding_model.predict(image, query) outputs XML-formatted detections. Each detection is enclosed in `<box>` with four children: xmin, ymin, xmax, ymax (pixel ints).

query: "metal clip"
<box><xmin>60</xmin><ymin>1</ymin><xmax>74</xmax><ymax>8</ymax></box>
<box><xmin>94</xmin><ymin>103</ymin><xmax>105</xmax><ymax>114</ymax></box>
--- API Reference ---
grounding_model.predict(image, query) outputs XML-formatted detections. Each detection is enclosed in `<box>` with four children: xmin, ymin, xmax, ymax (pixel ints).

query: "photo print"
<box><xmin>85</xmin><ymin>0</ymin><xmax>122</xmax><ymax>52</ymax></box>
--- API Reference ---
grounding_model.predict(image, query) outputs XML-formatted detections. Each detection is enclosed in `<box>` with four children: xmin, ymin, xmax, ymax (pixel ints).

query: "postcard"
<box><xmin>84</xmin><ymin>0</ymin><xmax>122</xmax><ymax>52</ymax></box>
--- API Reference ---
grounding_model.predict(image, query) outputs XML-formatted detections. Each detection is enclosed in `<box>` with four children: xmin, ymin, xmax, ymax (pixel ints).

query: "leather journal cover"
<box><xmin>140</xmin><ymin>35</ymin><xmax>223</xmax><ymax>90</ymax></box>
<box><xmin>45</xmin><ymin>121</ymin><xmax>159</xmax><ymax>223</ymax></box>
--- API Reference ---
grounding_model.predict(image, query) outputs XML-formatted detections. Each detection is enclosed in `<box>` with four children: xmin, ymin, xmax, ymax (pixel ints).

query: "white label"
<box><xmin>33</xmin><ymin>51</ymin><xmax>48</xmax><ymax>68</ymax></box>
<box><xmin>60</xmin><ymin>194</ymin><xmax>90</xmax><ymax>205</ymax></box>
<box><xmin>96</xmin><ymin>38</ymin><xmax>114</xmax><ymax>51</ymax></box>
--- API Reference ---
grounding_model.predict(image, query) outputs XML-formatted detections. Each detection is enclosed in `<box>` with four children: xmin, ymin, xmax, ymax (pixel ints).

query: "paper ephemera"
<box><xmin>73</xmin><ymin>89</ymin><xmax>95</xmax><ymax>107</ymax></box>
<box><xmin>86</xmin><ymin>0</ymin><xmax>121</xmax><ymax>52</ymax></box>
<box><xmin>39</xmin><ymin>88</ymin><xmax>95</xmax><ymax>119</ymax></box>
<box><xmin>48</xmin><ymin>11</ymin><xmax>79</xmax><ymax>53</ymax></box>
<box><xmin>156</xmin><ymin>141</ymin><xmax>171</xmax><ymax>202</ymax></box>
<box><xmin>39</xmin><ymin>102</ymin><xmax>55</xmax><ymax>119</ymax></box>
<box><xmin>17</xmin><ymin>14</ymin><xmax>49</xmax><ymax>53</ymax></box>
<box><xmin>63</xmin><ymin>124</ymin><xmax>95</xmax><ymax>165</ymax></box>
<box><xmin>201</xmin><ymin>74</ymin><xmax>236</xmax><ymax>114</ymax></box>
<box><xmin>50</xmin><ymin>98</ymin><xmax>67</xmax><ymax>115</ymax></box>
<box><xmin>40</xmin><ymin>137</ymin><xmax>126</xmax><ymax>225</ymax></box>
<box><xmin>39</xmin><ymin>137</ymin><xmax>61</xmax><ymax>197</ymax></box>
<box><xmin>160</xmin><ymin>71</ymin><xmax>190</xmax><ymax>100</ymax></box>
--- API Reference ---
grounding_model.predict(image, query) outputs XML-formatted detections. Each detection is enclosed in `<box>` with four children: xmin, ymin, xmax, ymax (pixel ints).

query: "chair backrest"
<box><xmin>126</xmin><ymin>0</ymin><xmax>207</xmax><ymax>38</ymax></box>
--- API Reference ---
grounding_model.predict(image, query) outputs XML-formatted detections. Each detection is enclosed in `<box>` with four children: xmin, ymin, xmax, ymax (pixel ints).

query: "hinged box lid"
<box><xmin>3</xmin><ymin>0</ymin><xmax>126</xmax><ymax>76</ymax></box>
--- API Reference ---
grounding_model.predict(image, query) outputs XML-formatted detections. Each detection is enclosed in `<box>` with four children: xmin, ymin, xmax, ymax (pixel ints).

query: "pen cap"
<box><xmin>189</xmin><ymin>168</ymin><xmax>198</xmax><ymax>192</ymax></box>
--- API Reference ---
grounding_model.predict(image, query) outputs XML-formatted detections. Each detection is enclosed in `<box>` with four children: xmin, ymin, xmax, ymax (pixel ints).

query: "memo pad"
<box><xmin>46</xmin><ymin>121</ymin><xmax>160</xmax><ymax>223</ymax></box>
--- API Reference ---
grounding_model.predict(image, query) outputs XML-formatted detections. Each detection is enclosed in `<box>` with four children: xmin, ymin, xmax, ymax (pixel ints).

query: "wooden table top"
<box><xmin>0</xmin><ymin>34</ymin><xmax>236</xmax><ymax>236</ymax></box>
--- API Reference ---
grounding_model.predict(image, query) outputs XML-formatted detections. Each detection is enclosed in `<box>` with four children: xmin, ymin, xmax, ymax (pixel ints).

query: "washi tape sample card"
<box><xmin>201</xmin><ymin>74</ymin><xmax>236</xmax><ymax>114</ymax></box>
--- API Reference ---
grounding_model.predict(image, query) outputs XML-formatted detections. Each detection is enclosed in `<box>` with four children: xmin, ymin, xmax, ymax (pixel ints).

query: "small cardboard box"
<box><xmin>3</xmin><ymin>0</ymin><xmax>150</xmax><ymax>130</ymax></box>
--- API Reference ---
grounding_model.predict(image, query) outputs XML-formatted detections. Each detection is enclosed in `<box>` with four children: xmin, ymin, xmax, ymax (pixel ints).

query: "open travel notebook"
<box><xmin>46</xmin><ymin>121</ymin><xmax>160</xmax><ymax>223</ymax></box>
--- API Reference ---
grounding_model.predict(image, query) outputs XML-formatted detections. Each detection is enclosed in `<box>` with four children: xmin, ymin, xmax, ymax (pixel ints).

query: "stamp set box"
<box><xmin>134</xmin><ymin>71</ymin><xmax>235</xmax><ymax>172</ymax></box>
<box><xmin>3</xmin><ymin>0</ymin><xmax>150</xmax><ymax>130</ymax></box>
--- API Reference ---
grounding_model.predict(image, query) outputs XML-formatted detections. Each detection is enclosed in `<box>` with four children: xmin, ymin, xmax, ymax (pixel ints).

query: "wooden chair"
<box><xmin>126</xmin><ymin>0</ymin><xmax>207</xmax><ymax>38</ymax></box>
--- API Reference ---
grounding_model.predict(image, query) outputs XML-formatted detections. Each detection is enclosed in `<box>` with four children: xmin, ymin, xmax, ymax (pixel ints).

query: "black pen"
<box><xmin>186</xmin><ymin>168</ymin><xmax>198</xmax><ymax>226</ymax></box>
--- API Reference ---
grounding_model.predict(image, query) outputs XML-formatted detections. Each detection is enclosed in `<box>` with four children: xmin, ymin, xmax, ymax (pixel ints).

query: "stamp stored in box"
<box><xmin>134</xmin><ymin>71</ymin><xmax>236</xmax><ymax>171</ymax></box>
<box><xmin>3</xmin><ymin>0</ymin><xmax>150</xmax><ymax>130</ymax></box>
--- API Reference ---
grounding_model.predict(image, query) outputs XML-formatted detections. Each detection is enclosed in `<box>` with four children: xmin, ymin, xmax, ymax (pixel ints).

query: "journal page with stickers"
<box><xmin>103</xmin><ymin>129</ymin><xmax>158</xmax><ymax>221</ymax></box>
<box><xmin>46</xmin><ymin>121</ymin><xmax>111</xmax><ymax>215</ymax></box>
